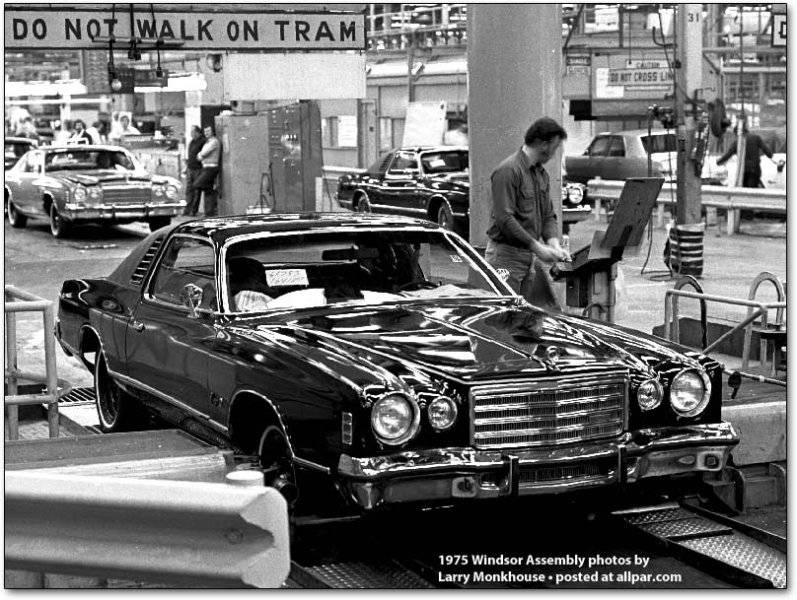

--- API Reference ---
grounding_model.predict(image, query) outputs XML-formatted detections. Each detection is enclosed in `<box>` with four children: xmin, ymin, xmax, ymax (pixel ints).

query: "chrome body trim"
<box><xmin>109</xmin><ymin>369</ymin><xmax>229</xmax><ymax>434</ymax></box>
<box><xmin>336</xmin><ymin>422</ymin><xmax>738</xmax><ymax>507</ymax></box>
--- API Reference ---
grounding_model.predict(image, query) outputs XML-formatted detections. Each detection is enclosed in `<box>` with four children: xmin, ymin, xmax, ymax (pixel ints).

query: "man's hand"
<box><xmin>533</xmin><ymin>243</ymin><xmax>566</xmax><ymax>263</ymax></box>
<box><xmin>546</xmin><ymin>238</ymin><xmax>572</xmax><ymax>263</ymax></box>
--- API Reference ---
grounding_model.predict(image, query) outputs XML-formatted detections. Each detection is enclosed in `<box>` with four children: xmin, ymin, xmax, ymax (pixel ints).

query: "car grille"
<box><xmin>470</xmin><ymin>371</ymin><xmax>627</xmax><ymax>449</ymax></box>
<box><xmin>101</xmin><ymin>184</ymin><xmax>152</xmax><ymax>204</ymax></box>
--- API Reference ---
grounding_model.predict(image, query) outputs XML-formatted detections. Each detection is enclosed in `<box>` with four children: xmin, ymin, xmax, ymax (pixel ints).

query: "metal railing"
<box><xmin>4</xmin><ymin>285</ymin><xmax>70</xmax><ymax>440</ymax></box>
<box><xmin>5</xmin><ymin>470</ymin><xmax>290</xmax><ymax>588</ymax></box>
<box><xmin>663</xmin><ymin>272</ymin><xmax>786</xmax><ymax>387</ymax></box>
<box><xmin>587</xmin><ymin>179</ymin><xmax>786</xmax><ymax>235</ymax></box>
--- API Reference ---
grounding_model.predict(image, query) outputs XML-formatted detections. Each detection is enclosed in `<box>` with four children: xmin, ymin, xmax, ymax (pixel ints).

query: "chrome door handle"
<box><xmin>131</xmin><ymin>320</ymin><xmax>145</xmax><ymax>332</ymax></box>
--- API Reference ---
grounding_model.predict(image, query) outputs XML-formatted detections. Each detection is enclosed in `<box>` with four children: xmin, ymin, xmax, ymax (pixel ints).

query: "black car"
<box><xmin>337</xmin><ymin>146</ymin><xmax>470</xmax><ymax>234</ymax></box>
<box><xmin>56</xmin><ymin>213</ymin><xmax>737</xmax><ymax>513</ymax></box>
<box><xmin>338</xmin><ymin>147</ymin><xmax>591</xmax><ymax>237</ymax></box>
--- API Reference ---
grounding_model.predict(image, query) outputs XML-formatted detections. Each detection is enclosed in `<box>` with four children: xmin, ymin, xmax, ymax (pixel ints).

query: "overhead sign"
<box><xmin>771</xmin><ymin>13</ymin><xmax>786</xmax><ymax>47</ymax></box>
<box><xmin>4</xmin><ymin>6</ymin><xmax>366</xmax><ymax>50</ymax></box>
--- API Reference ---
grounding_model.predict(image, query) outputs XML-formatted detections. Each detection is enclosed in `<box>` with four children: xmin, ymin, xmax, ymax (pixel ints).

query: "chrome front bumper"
<box><xmin>336</xmin><ymin>423</ymin><xmax>738</xmax><ymax>509</ymax></box>
<box><xmin>62</xmin><ymin>201</ymin><xmax>185</xmax><ymax>221</ymax></box>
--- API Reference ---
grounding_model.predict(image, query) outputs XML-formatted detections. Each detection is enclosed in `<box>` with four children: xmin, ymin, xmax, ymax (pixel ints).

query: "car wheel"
<box><xmin>258</xmin><ymin>424</ymin><xmax>298</xmax><ymax>507</ymax></box>
<box><xmin>355</xmin><ymin>194</ymin><xmax>371</xmax><ymax>213</ymax></box>
<box><xmin>94</xmin><ymin>351</ymin><xmax>140</xmax><ymax>433</ymax></box>
<box><xmin>148</xmin><ymin>216</ymin><xmax>172</xmax><ymax>232</ymax></box>
<box><xmin>49</xmin><ymin>203</ymin><xmax>70</xmax><ymax>238</ymax></box>
<box><xmin>436</xmin><ymin>201</ymin><xmax>454</xmax><ymax>231</ymax></box>
<box><xmin>7</xmin><ymin>199</ymin><xmax>27</xmax><ymax>228</ymax></box>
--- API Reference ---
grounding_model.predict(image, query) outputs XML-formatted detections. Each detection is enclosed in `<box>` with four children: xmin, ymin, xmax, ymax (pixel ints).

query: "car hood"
<box><xmin>229</xmin><ymin>299</ymin><xmax>698</xmax><ymax>385</ymax></box>
<box><xmin>57</xmin><ymin>170</ymin><xmax>153</xmax><ymax>185</ymax></box>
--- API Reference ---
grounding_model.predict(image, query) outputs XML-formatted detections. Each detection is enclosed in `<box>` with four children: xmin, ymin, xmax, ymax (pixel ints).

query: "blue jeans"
<box><xmin>485</xmin><ymin>239</ymin><xmax>560</xmax><ymax>310</ymax></box>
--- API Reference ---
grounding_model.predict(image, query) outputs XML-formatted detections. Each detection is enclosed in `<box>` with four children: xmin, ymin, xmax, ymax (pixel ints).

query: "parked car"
<box><xmin>337</xmin><ymin>147</ymin><xmax>591</xmax><ymax>238</ymax></box>
<box><xmin>56</xmin><ymin>213</ymin><xmax>738</xmax><ymax>512</ymax></box>
<box><xmin>4</xmin><ymin>136</ymin><xmax>37</xmax><ymax>170</ymax></box>
<box><xmin>4</xmin><ymin>144</ymin><xmax>183</xmax><ymax>237</ymax></box>
<box><xmin>564</xmin><ymin>129</ymin><xmax>729</xmax><ymax>193</ymax></box>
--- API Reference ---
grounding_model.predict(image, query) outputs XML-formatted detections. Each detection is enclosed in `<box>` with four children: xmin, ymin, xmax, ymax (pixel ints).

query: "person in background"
<box><xmin>194</xmin><ymin>124</ymin><xmax>221</xmax><ymax>217</ymax></box>
<box><xmin>716</xmin><ymin>123</ymin><xmax>783</xmax><ymax>188</ymax></box>
<box><xmin>69</xmin><ymin>119</ymin><xmax>93</xmax><ymax>144</ymax></box>
<box><xmin>52</xmin><ymin>120</ymin><xmax>72</xmax><ymax>146</ymax></box>
<box><xmin>16</xmin><ymin>116</ymin><xmax>39</xmax><ymax>141</ymax></box>
<box><xmin>109</xmin><ymin>115</ymin><xmax>140</xmax><ymax>141</ymax></box>
<box><xmin>182</xmin><ymin>125</ymin><xmax>207</xmax><ymax>216</ymax></box>
<box><xmin>86</xmin><ymin>121</ymin><xmax>104</xmax><ymax>144</ymax></box>
<box><xmin>485</xmin><ymin>117</ymin><xmax>570</xmax><ymax>310</ymax></box>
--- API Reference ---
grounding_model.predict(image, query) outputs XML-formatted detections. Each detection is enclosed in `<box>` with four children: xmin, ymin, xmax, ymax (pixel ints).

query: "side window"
<box><xmin>387</xmin><ymin>152</ymin><xmax>419</xmax><ymax>175</ymax></box>
<box><xmin>607</xmin><ymin>136</ymin><xmax>625</xmax><ymax>157</ymax></box>
<box><xmin>588</xmin><ymin>137</ymin><xmax>611</xmax><ymax>157</ymax></box>
<box><xmin>148</xmin><ymin>237</ymin><xmax>217</xmax><ymax>310</ymax></box>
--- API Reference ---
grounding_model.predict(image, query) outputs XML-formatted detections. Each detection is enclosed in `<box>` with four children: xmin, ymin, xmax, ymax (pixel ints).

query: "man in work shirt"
<box><xmin>194</xmin><ymin>124</ymin><xmax>221</xmax><ymax>216</ymax></box>
<box><xmin>486</xmin><ymin>117</ymin><xmax>570</xmax><ymax>309</ymax></box>
<box><xmin>716</xmin><ymin>124</ymin><xmax>782</xmax><ymax>188</ymax></box>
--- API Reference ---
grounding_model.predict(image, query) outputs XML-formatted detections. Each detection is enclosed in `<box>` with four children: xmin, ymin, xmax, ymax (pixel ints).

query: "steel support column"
<box><xmin>467</xmin><ymin>4</ymin><xmax>563</xmax><ymax>248</ymax></box>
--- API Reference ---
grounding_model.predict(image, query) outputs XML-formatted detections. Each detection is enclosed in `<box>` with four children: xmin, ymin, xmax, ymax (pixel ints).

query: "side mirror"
<box><xmin>180</xmin><ymin>283</ymin><xmax>204</xmax><ymax>318</ymax></box>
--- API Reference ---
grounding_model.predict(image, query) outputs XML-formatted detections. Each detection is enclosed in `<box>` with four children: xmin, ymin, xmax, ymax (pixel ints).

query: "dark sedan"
<box><xmin>56</xmin><ymin>213</ymin><xmax>738</xmax><ymax>513</ymax></box>
<box><xmin>337</xmin><ymin>146</ymin><xmax>470</xmax><ymax>234</ymax></box>
<box><xmin>337</xmin><ymin>147</ymin><xmax>591</xmax><ymax>237</ymax></box>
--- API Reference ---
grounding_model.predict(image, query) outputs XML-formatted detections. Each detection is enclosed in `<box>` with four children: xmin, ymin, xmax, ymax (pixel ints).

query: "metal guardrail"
<box><xmin>4</xmin><ymin>284</ymin><xmax>70</xmax><ymax>440</ymax></box>
<box><xmin>587</xmin><ymin>179</ymin><xmax>786</xmax><ymax>235</ymax></box>
<box><xmin>663</xmin><ymin>273</ymin><xmax>786</xmax><ymax>387</ymax></box>
<box><xmin>5</xmin><ymin>471</ymin><xmax>291</xmax><ymax>588</ymax></box>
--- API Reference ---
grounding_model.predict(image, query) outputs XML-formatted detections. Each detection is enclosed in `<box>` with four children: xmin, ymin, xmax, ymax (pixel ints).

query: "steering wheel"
<box><xmin>397</xmin><ymin>279</ymin><xmax>439</xmax><ymax>292</ymax></box>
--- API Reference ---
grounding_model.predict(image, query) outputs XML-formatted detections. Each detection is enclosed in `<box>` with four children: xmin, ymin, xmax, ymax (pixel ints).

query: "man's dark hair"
<box><xmin>524</xmin><ymin>117</ymin><xmax>567</xmax><ymax>145</ymax></box>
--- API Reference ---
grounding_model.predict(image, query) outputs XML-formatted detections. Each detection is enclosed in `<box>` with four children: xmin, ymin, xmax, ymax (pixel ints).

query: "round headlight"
<box><xmin>73</xmin><ymin>185</ymin><xmax>87</xmax><ymax>201</ymax></box>
<box><xmin>87</xmin><ymin>187</ymin><xmax>103</xmax><ymax>201</ymax></box>
<box><xmin>670</xmin><ymin>369</ymin><xmax>711</xmax><ymax>417</ymax></box>
<box><xmin>568</xmin><ymin>184</ymin><xmax>584</xmax><ymax>205</ymax></box>
<box><xmin>153</xmin><ymin>185</ymin><xmax>164</xmax><ymax>197</ymax></box>
<box><xmin>428</xmin><ymin>396</ymin><xmax>458</xmax><ymax>431</ymax></box>
<box><xmin>637</xmin><ymin>378</ymin><xmax>663</xmax><ymax>411</ymax></box>
<box><xmin>371</xmin><ymin>394</ymin><xmax>418</xmax><ymax>445</ymax></box>
<box><xmin>164</xmin><ymin>184</ymin><xmax>178</xmax><ymax>200</ymax></box>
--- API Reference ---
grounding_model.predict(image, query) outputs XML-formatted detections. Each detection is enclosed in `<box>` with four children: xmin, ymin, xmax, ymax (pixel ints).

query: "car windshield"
<box><xmin>640</xmin><ymin>133</ymin><xmax>677</xmax><ymax>154</ymax></box>
<box><xmin>5</xmin><ymin>141</ymin><xmax>32</xmax><ymax>160</ymax></box>
<box><xmin>223</xmin><ymin>229</ymin><xmax>505</xmax><ymax>313</ymax></box>
<box><xmin>44</xmin><ymin>149</ymin><xmax>136</xmax><ymax>172</ymax></box>
<box><xmin>420</xmin><ymin>150</ymin><xmax>469</xmax><ymax>174</ymax></box>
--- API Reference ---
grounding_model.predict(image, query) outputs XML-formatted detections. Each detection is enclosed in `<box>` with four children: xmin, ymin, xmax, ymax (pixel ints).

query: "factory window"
<box><xmin>322</xmin><ymin>117</ymin><xmax>339</xmax><ymax>148</ymax></box>
<box><xmin>379</xmin><ymin>117</ymin><xmax>405</xmax><ymax>151</ymax></box>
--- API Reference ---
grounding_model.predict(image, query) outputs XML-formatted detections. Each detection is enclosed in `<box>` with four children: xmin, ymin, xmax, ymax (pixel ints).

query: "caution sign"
<box><xmin>595</xmin><ymin>67</ymin><xmax>673</xmax><ymax>100</ymax></box>
<box><xmin>4</xmin><ymin>6</ymin><xmax>366</xmax><ymax>50</ymax></box>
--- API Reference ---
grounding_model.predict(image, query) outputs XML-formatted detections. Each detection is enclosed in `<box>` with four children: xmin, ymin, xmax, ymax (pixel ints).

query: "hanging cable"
<box><xmin>151</xmin><ymin>4</ymin><xmax>163</xmax><ymax>77</ymax></box>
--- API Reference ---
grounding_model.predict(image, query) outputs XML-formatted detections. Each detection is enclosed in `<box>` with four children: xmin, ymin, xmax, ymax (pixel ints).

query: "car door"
<box><xmin>602</xmin><ymin>135</ymin><xmax>627</xmax><ymax>180</ymax></box>
<box><xmin>379</xmin><ymin>151</ymin><xmax>421</xmax><ymax>215</ymax></box>
<box><xmin>8</xmin><ymin>152</ymin><xmax>44</xmax><ymax>215</ymax></box>
<box><xmin>125</xmin><ymin>234</ymin><xmax>219</xmax><ymax>425</ymax></box>
<box><xmin>584</xmin><ymin>135</ymin><xmax>612</xmax><ymax>181</ymax></box>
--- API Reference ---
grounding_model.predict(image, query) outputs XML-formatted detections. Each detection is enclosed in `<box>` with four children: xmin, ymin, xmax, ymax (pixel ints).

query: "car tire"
<box><xmin>258</xmin><ymin>424</ymin><xmax>298</xmax><ymax>507</ymax></box>
<box><xmin>355</xmin><ymin>193</ymin><xmax>371</xmax><ymax>213</ymax></box>
<box><xmin>7</xmin><ymin>199</ymin><xmax>27</xmax><ymax>228</ymax></box>
<box><xmin>49</xmin><ymin>203</ymin><xmax>70</xmax><ymax>238</ymax></box>
<box><xmin>436</xmin><ymin>201</ymin><xmax>454</xmax><ymax>231</ymax></box>
<box><xmin>148</xmin><ymin>216</ymin><xmax>172</xmax><ymax>232</ymax></box>
<box><xmin>94</xmin><ymin>351</ymin><xmax>141</xmax><ymax>433</ymax></box>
